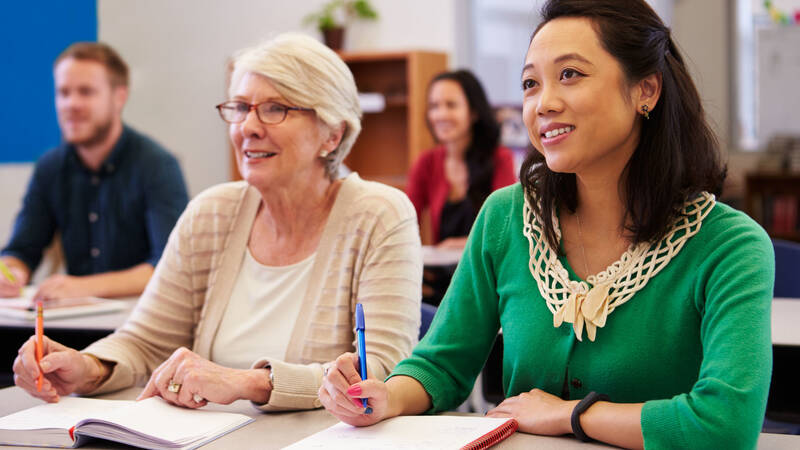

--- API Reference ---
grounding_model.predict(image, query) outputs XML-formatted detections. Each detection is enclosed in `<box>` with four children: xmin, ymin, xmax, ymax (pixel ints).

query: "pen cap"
<box><xmin>355</xmin><ymin>303</ymin><xmax>365</xmax><ymax>330</ymax></box>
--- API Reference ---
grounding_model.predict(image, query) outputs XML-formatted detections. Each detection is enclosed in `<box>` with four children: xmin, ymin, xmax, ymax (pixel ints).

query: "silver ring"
<box><xmin>192</xmin><ymin>394</ymin><xmax>204</xmax><ymax>403</ymax></box>
<box><xmin>167</xmin><ymin>380</ymin><xmax>181</xmax><ymax>394</ymax></box>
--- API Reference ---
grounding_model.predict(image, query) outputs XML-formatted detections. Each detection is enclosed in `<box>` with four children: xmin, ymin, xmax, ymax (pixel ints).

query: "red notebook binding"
<box><xmin>462</xmin><ymin>418</ymin><xmax>519</xmax><ymax>450</ymax></box>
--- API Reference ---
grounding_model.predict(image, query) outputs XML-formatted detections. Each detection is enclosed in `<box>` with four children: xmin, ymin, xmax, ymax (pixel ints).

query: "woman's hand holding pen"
<box><xmin>137</xmin><ymin>347</ymin><xmax>272</xmax><ymax>408</ymax></box>
<box><xmin>12</xmin><ymin>336</ymin><xmax>106</xmax><ymax>402</ymax></box>
<box><xmin>318</xmin><ymin>352</ymin><xmax>388</xmax><ymax>427</ymax></box>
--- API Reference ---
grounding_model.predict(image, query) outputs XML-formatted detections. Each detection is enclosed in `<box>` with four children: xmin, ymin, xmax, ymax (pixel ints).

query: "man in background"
<box><xmin>0</xmin><ymin>42</ymin><xmax>188</xmax><ymax>300</ymax></box>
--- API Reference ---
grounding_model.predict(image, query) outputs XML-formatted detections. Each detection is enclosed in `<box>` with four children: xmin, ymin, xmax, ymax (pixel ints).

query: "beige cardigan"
<box><xmin>83</xmin><ymin>174</ymin><xmax>423</xmax><ymax>410</ymax></box>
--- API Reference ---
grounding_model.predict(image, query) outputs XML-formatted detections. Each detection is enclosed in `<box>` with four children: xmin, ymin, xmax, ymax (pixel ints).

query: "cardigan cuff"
<box><xmin>249</xmin><ymin>358</ymin><xmax>324</xmax><ymax>412</ymax></box>
<box><xmin>79</xmin><ymin>350</ymin><xmax>136</xmax><ymax>396</ymax></box>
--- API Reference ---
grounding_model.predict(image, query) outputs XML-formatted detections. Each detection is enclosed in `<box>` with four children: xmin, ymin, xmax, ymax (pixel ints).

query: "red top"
<box><xmin>405</xmin><ymin>146</ymin><xmax>517</xmax><ymax>243</ymax></box>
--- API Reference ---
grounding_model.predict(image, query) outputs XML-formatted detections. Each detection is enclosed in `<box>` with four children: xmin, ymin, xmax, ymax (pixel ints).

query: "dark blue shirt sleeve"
<box><xmin>1</xmin><ymin>158</ymin><xmax>58</xmax><ymax>272</ymax></box>
<box><xmin>141</xmin><ymin>154</ymin><xmax>188</xmax><ymax>267</ymax></box>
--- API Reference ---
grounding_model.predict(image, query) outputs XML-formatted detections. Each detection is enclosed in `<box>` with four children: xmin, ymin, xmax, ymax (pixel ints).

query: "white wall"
<box><xmin>0</xmin><ymin>165</ymin><xmax>33</xmax><ymax>246</ymax></box>
<box><xmin>671</xmin><ymin>0</ymin><xmax>730</xmax><ymax>152</ymax></box>
<box><xmin>97</xmin><ymin>0</ymin><xmax>457</xmax><ymax>197</ymax></box>
<box><xmin>0</xmin><ymin>0</ymin><xmax>457</xmax><ymax>246</ymax></box>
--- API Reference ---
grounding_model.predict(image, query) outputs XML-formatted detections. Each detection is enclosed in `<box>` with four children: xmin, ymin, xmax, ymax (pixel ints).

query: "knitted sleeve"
<box><xmin>254</xmin><ymin>185</ymin><xmax>423</xmax><ymax>411</ymax></box>
<box><xmin>641</xmin><ymin>212</ymin><xmax>774</xmax><ymax>449</ymax></box>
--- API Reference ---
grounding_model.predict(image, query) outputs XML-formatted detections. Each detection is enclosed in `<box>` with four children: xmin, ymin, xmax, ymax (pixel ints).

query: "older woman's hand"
<box><xmin>486</xmin><ymin>388</ymin><xmax>577</xmax><ymax>435</ymax></box>
<box><xmin>318</xmin><ymin>352</ymin><xmax>388</xmax><ymax>426</ymax></box>
<box><xmin>137</xmin><ymin>347</ymin><xmax>271</xmax><ymax>408</ymax></box>
<box><xmin>13</xmin><ymin>335</ymin><xmax>100</xmax><ymax>402</ymax></box>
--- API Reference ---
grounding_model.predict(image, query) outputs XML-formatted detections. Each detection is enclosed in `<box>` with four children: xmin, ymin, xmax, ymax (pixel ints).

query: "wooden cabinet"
<box><xmin>340</xmin><ymin>51</ymin><xmax>447</xmax><ymax>189</ymax></box>
<box><xmin>745</xmin><ymin>172</ymin><xmax>800</xmax><ymax>242</ymax></box>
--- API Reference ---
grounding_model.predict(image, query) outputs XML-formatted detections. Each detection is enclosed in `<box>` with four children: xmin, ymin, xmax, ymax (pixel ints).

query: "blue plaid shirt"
<box><xmin>2</xmin><ymin>125</ymin><xmax>189</xmax><ymax>275</ymax></box>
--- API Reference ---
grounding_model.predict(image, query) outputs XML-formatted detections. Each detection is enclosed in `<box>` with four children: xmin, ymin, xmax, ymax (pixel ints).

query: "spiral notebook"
<box><xmin>0</xmin><ymin>396</ymin><xmax>253</xmax><ymax>449</ymax></box>
<box><xmin>285</xmin><ymin>415</ymin><xmax>518</xmax><ymax>449</ymax></box>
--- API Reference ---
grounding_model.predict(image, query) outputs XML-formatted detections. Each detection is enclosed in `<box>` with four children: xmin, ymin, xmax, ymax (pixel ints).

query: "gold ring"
<box><xmin>167</xmin><ymin>381</ymin><xmax>182</xmax><ymax>394</ymax></box>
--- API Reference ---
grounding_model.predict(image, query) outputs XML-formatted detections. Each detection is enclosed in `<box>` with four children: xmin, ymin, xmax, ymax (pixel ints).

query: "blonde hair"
<box><xmin>230</xmin><ymin>33</ymin><xmax>362</xmax><ymax>179</ymax></box>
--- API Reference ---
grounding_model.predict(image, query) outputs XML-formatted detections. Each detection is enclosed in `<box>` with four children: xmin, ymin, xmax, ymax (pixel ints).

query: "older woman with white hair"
<box><xmin>13</xmin><ymin>33</ymin><xmax>422</xmax><ymax>412</ymax></box>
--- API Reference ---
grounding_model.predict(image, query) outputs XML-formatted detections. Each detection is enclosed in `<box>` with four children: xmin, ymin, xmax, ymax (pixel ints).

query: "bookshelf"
<box><xmin>339</xmin><ymin>50</ymin><xmax>447</xmax><ymax>190</ymax></box>
<box><xmin>745</xmin><ymin>172</ymin><xmax>800</xmax><ymax>242</ymax></box>
<box><xmin>229</xmin><ymin>50</ymin><xmax>448</xmax><ymax>191</ymax></box>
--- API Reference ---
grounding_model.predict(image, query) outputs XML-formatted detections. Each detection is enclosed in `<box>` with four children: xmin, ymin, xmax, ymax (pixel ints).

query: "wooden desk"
<box><xmin>0</xmin><ymin>386</ymin><xmax>796</xmax><ymax>449</ymax></box>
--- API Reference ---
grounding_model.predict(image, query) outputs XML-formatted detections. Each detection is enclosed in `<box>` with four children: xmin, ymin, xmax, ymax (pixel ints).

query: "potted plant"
<box><xmin>303</xmin><ymin>0</ymin><xmax>379</xmax><ymax>51</ymax></box>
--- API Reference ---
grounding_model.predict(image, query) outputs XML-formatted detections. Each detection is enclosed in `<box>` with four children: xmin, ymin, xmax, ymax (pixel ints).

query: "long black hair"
<box><xmin>427</xmin><ymin>70</ymin><xmax>501</xmax><ymax>209</ymax></box>
<box><xmin>520</xmin><ymin>0</ymin><xmax>726</xmax><ymax>252</ymax></box>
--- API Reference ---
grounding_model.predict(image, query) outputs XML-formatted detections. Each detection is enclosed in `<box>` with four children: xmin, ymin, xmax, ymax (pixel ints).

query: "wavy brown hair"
<box><xmin>520</xmin><ymin>0</ymin><xmax>726</xmax><ymax>253</ymax></box>
<box><xmin>427</xmin><ymin>70</ymin><xmax>501</xmax><ymax>210</ymax></box>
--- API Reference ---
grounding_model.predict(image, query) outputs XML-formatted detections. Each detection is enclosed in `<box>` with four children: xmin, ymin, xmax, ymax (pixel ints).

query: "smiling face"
<box><xmin>229</xmin><ymin>72</ymin><xmax>336</xmax><ymax>191</ymax></box>
<box><xmin>427</xmin><ymin>79</ymin><xmax>473</xmax><ymax>146</ymax></box>
<box><xmin>54</xmin><ymin>58</ymin><xmax>125</xmax><ymax>147</ymax></box>
<box><xmin>521</xmin><ymin>17</ymin><xmax>642</xmax><ymax>177</ymax></box>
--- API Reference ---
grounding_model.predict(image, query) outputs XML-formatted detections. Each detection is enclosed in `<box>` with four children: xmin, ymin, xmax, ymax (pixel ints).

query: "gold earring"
<box><xmin>641</xmin><ymin>105</ymin><xmax>650</xmax><ymax>120</ymax></box>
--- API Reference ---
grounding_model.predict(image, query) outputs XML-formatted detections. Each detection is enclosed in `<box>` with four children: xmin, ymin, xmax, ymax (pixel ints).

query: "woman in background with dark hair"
<box><xmin>406</xmin><ymin>70</ymin><xmax>516</xmax><ymax>250</ymax></box>
<box><xmin>319</xmin><ymin>0</ymin><xmax>774</xmax><ymax>448</ymax></box>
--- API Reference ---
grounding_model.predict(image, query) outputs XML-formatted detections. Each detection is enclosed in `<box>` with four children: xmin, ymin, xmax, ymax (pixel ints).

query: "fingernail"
<box><xmin>347</xmin><ymin>385</ymin><xmax>362</xmax><ymax>396</ymax></box>
<box><xmin>352</xmin><ymin>398</ymin><xmax>362</xmax><ymax>407</ymax></box>
<box><xmin>364</xmin><ymin>407</ymin><xmax>373</xmax><ymax>414</ymax></box>
<box><xmin>40</xmin><ymin>361</ymin><xmax>50</xmax><ymax>371</ymax></box>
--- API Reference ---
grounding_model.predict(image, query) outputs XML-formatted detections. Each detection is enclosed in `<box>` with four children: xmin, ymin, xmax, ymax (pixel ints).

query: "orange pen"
<box><xmin>35</xmin><ymin>301</ymin><xmax>44</xmax><ymax>392</ymax></box>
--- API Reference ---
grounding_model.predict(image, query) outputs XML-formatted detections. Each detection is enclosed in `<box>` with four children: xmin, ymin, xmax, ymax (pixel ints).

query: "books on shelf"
<box><xmin>0</xmin><ymin>396</ymin><xmax>253</xmax><ymax>449</ymax></box>
<box><xmin>284</xmin><ymin>415</ymin><xmax>518</xmax><ymax>450</ymax></box>
<box><xmin>0</xmin><ymin>288</ymin><xmax>126</xmax><ymax>320</ymax></box>
<box><xmin>770</xmin><ymin>194</ymin><xmax>799</xmax><ymax>235</ymax></box>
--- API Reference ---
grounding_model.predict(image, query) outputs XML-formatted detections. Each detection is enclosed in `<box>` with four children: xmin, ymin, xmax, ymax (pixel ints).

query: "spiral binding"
<box><xmin>461</xmin><ymin>418</ymin><xmax>519</xmax><ymax>450</ymax></box>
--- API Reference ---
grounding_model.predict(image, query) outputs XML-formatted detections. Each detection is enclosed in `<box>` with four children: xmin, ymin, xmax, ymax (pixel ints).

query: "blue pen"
<box><xmin>355</xmin><ymin>303</ymin><xmax>372</xmax><ymax>414</ymax></box>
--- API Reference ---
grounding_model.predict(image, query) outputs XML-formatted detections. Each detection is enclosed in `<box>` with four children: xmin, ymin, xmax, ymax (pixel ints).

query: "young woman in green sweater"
<box><xmin>318</xmin><ymin>0</ymin><xmax>774</xmax><ymax>448</ymax></box>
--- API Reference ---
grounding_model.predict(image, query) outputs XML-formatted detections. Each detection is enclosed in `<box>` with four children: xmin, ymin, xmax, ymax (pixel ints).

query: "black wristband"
<box><xmin>571</xmin><ymin>391</ymin><xmax>610</xmax><ymax>442</ymax></box>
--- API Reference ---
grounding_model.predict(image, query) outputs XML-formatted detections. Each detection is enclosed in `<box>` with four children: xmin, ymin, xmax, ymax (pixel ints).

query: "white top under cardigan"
<box><xmin>83</xmin><ymin>173</ymin><xmax>423</xmax><ymax>411</ymax></box>
<box><xmin>211</xmin><ymin>250</ymin><xmax>316</xmax><ymax>369</ymax></box>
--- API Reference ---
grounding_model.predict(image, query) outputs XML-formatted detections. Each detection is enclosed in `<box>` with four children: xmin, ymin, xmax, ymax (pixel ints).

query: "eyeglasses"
<box><xmin>215</xmin><ymin>101</ymin><xmax>313</xmax><ymax>124</ymax></box>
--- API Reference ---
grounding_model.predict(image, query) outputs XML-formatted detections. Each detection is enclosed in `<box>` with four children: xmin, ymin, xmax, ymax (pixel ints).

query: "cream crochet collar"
<box><xmin>522</xmin><ymin>192</ymin><xmax>716</xmax><ymax>342</ymax></box>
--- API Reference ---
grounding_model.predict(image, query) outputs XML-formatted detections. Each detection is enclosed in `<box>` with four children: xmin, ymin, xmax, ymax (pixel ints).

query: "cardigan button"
<box><xmin>571</xmin><ymin>378</ymin><xmax>583</xmax><ymax>389</ymax></box>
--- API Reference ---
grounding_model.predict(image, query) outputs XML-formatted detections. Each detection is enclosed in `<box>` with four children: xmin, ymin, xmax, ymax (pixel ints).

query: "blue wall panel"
<box><xmin>0</xmin><ymin>1</ymin><xmax>97</xmax><ymax>163</ymax></box>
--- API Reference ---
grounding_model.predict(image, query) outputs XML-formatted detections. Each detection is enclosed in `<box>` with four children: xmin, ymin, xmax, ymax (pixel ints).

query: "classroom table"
<box><xmin>2</xmin><ymin>299</ymin><xmax>799</xmax><ymax>441</ymax></box>
<box><xmin>0</xmin><ymin>386</ymin><xmax>797</xmax><ymax>449</ymax></box>
<box><xmin>767</xmin><ymin>298</ymin><xmax>800</xmax><ymax>424</ymax></box>
<box><xmin>421</xmin><ymin>245</ymin><xmax>462</xmax><ymax>267</ymax></box>
<box><xmin>0</xmin><ymin>300</ymin><xmax>137</xmax><ymax>386</ymax></box>
<box><xmin>771</xmin><ymin>298</ymin><xmax>800</xmax><ymax>346</ymax></box>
